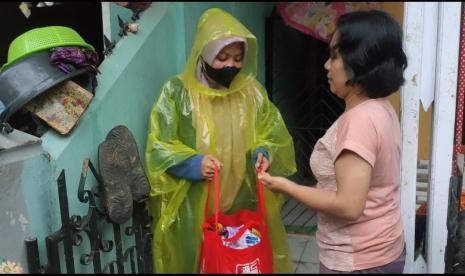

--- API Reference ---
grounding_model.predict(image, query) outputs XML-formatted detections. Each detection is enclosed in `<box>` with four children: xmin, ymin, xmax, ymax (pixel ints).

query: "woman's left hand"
<box><xmin>255</xmin><ymin>152</ymin><xmax>270</xmax><ymax>172</ymax></box>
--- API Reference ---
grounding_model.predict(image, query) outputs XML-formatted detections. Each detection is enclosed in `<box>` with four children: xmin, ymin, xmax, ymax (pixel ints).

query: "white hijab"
<box><xmin>195</xmin><ymin>36</ymin><xmax>248</xmax><ymax>88</ymax></box>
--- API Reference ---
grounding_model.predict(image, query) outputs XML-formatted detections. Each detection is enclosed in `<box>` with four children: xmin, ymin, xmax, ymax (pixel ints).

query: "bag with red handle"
<box><xmin>199</xmin><ymin>166</ymin><xmax>274</xmax><ymax>274</ymax></box>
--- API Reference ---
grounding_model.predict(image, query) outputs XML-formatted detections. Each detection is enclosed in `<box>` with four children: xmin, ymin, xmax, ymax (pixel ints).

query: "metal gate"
<box><xmin>24</xmin><ymin>158</ymin><xmax>153</xmax><ymax>274</ymax></box>
<box><xmin>265</xmin><ymin>7</ymin><xmax>344</xmax><ymax>234</ymax></box>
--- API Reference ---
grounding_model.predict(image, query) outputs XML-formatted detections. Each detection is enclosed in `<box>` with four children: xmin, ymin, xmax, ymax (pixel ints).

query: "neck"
<box><xmin>344</xmin><ymin>88</ymin><xmax>369</xmax><ymax>111</ymax></box>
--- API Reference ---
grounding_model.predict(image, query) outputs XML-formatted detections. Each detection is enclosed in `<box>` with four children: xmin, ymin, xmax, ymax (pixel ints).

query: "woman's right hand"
<box><xmin>201</xmin><ymin>154</ymin><xmax>222</xmax><ymax>181</ymax></box>
<box><xmin>258</xmin><ymin>171</ymin><xmax>292</xmax><ymax>194</ymax></box>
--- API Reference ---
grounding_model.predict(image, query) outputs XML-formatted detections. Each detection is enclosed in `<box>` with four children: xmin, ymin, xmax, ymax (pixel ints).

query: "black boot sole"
<box><xmin>98</xmin><ymin>133</ymin><xmax>133</xmax><ymax>224</ymax></box>
<box><xmin>104</xmin><ymin>125</ymin><xmax>150</xmax><ymax>203</ymax></box>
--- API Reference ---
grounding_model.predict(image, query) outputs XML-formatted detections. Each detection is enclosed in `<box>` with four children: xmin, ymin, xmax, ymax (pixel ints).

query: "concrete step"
<box><xmin>418</xmin><ymin>160</ymin><xmax>429</xmax><ymax>170</ymax></box>
<box><xmin>417</xmin><ymin>181</ymin><xmax>428</xmax><ymax>191</ymax></box>
<box><xmin>416</xmin><ymin>190</ymin><xmax>427</xmax><ymax>198</ymax></box>
<box><xmin>417</xmin><ymin>174</ymin><xmax>429</xmax><ymax>182</ymax></box>
<box><xmin>416</xmin><ymin>168</ymin><xmax>429</xmax><ymax>175</ymax></box>
<box><xmin>416</xmin><ymin>195</ymin><xmax>427</xmax><ymax>203</ymax></box>
<box><xmin>416</xmin><ymin>160</ymin><xmax>429</xmax><ymax>206</ymax></box>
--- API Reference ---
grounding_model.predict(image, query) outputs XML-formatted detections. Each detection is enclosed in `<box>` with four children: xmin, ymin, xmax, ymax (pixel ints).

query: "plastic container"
<box><xmin>1</xmin><ymin>26</ymin><xmax>94</xmax><ymax>71</ymax></box>
<box><xmin>0</xmin><ymin>51</ymin><xmax>92</xmax><ymax>133</ymax></box>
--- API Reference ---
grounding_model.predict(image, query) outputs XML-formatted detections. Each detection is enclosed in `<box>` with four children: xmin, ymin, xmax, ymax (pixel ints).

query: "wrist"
<box><xmin>282</xmin><ymin>178</ymin><xmax>295</xmax><ymax>195</ymax></box>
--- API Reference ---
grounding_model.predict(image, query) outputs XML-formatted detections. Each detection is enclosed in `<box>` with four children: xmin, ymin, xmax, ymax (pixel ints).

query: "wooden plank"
<box><xmin>400</xmin><ymin>2</ymin><xmax>425</xmax><ymax>273</ymax></box>
<box><xmin>419</xmin><ymin>2</ymin><xmax>438</xmax><ymax>111</ymax></box>
<box><xmin>427</xmin><ymin>2</ymin><xmax>461</xmax><ymax>273</ymax></box>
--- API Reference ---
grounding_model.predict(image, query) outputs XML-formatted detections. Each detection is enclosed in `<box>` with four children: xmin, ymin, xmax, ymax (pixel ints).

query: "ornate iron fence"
<box><xmin>24</xmin><ymin>158</ymin><xmax>153</xmax><ymax>274</ymax></box>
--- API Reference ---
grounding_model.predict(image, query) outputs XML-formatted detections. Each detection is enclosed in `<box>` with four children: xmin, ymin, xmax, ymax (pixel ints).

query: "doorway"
<box><xmin>265</xmin><ymin>7</ymin><xmax>344</xmax><ymax>233</ymax></box>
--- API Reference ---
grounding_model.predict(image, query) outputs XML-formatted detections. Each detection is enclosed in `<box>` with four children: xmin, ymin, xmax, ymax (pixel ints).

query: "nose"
<box><xmin>324</xmin><ymin>58</ymin><xmax>330</xmax><ymax>71</ymax></box>
<box><xmin>224</xmin><ymin>58</ymin><xmax>241</xmax><ymax>68</ymax></box>
<box><xmin>224</xmin><ymin>60</ymin><xmax>233</xmax><ymax>67</ymax></box>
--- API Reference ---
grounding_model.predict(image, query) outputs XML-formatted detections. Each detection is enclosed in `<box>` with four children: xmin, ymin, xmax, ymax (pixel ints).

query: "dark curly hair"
<box><xmin>334</xmin><ymin>10</ymin><xmax>408</xmax><ymax>98</ymax></box>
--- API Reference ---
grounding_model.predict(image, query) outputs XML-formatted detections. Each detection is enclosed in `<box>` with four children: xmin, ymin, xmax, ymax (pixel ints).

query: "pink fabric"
<box><xmin>453</xmin><ymin>5</ymin><xmax>465</xmax><ymax>175</ymax></box>
<box><xmin>309</xmin><ymin>98</ymin><xmax>404</xmax><ymax>271</ymax></box>
<box><xmin>276</xmin><ymin>2</ymin><xmax>383</xmax><ymax>43</ymax></box>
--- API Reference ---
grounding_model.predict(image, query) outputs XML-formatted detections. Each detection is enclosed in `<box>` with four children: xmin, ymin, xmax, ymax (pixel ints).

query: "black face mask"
<box><xmin>203</xmin><ymin>61</ymin><xmax>241</xmax><ymax>88</ymax></box>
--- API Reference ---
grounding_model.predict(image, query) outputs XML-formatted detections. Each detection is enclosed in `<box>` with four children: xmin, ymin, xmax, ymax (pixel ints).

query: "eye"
<box><xmin>234</xmin><ymin>56</ymin><xmax>243</xmax><ymax>62</ymax></box>
<box><xmin>216</xmin><ymin>52</ymin><xmax>228</xmax><ymax>62</ymax></box>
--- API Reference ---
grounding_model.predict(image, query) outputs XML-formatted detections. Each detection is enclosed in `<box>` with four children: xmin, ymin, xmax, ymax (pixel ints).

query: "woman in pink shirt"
<box><xmin>259</xmin><ymin>10</ymin><xmax>407</xmax><ymax>273</ymax></box>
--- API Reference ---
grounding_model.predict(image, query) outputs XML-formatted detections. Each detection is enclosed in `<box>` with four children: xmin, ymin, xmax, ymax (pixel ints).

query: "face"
<box><xmin>211</xmin><ymin>42</ymin><xmax>244</xmax><ymax>69</ymax></box>
<box><xmin>324</xmin><ymin>31</ymin><xmax>351</xmax><ymax>98</ymax></box>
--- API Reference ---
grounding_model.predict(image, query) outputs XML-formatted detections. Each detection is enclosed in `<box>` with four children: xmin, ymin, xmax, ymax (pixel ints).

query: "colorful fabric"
<box><xmin>145</xmin><ymin>8</ymin><xmax>296</xmax><ymax>273</ymax></box>
<box><xmin>453</xmin><ymin>5</ymin><xmax>465</xmax><ymax>176</ymax></box>
<box><xmin>50</xmin><ymin>47</ymin><xmax>100</xmax><ymax>92</ymax></box>
<box><xmin>0</xmin><ymin>259</ymin><xmax>24</xmax><ymax>274</ymax></box>
<box><xmin>25</xmin><ymin>80</ymin><xmax>93</xmax><ymax>135</ymax></box>
<box><xmin>277</xmin><ymin>2</ymin><xmax>383</xmax><ymax>43</ymax></box>
<box><xmin>310</xmin><ymin>98</ymin><xmax>404</xmax><ymax>271</ymax></box>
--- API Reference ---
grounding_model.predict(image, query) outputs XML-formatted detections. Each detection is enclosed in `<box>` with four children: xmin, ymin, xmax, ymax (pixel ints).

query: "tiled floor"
<box><xmin>287</xmin><ymin>233</ymin><xmax>319</xmax><ymax>273</ymax></box>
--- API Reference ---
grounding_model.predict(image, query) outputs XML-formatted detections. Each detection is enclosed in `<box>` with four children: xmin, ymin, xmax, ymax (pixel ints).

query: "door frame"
<box><xmin>401</xmin><ymin>1</ymin><xmax>461</xmax><ymax>273</ymax></box>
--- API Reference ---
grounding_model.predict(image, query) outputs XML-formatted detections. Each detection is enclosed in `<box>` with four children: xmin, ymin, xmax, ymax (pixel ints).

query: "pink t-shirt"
<box><xmin>309</xmin><ymin>98</ymin><xmax>405</xmax><ymax>271</ymax></box>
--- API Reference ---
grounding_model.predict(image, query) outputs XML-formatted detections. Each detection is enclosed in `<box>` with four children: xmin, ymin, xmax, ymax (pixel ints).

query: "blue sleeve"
<box><xmin>253</xmin><ymin>147</ymin><xmax>269</xmax><ymax>165</ymax></box>
<box><xmin>166</xmin><ymin>154</ymin><xmax>204</xmax><ymax>182</ymax></box>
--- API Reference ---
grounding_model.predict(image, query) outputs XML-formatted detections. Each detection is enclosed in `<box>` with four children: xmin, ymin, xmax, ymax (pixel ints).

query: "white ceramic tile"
<box><xmin>301</xmin><ymin>235</ymin><xmax>319</xmax><ymax>263</ymax></box>
<box><xmin>290</xmin><ymin>260</ymin><xmax>298</xmax><ymax>273</ymax></box>
<box><xmin>287</xmin><ymin>233</ymin><xmax>313</xmax><ymax>242</ymax></box>
<box><xmin>287</xmin><ymin>234</ymin><xmax>309</xmax><ymax>261</ymax></box>
<box><xmin>295</xmin><ymin>261</ymin><xmax>319</xmax><ymax>274</ymax></box>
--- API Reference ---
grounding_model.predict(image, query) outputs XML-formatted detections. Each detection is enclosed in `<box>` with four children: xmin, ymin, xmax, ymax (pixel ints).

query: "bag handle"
<box><xmin>256</xmin><ymin>166</ymin><xmax>269</xmax><ymax>227</ymax></box>
<box><xmin>204</xmin><ymin>165</ymin><xmax>268</xmax><ymax>236</ymax></box>
<box><xmin>204</xmin><ymin>165</ymin><xmax>220</xmax><ymax>234</ymax></box>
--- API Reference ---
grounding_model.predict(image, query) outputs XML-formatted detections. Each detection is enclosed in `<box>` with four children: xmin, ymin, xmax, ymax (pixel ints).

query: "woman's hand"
<box><xmin>201</xmin><ymin>154</ymin><xmax>222</xmax><ymax>181</ymax></box>
<box><xmin>257</xmin><ymin>171</ymin><xmax>292</xmax><ymax>194</ymax></box>
<box><xmin>255</xmin><ymin>152</ymin><xmax>270</xmax><ymax>172</ymax></box>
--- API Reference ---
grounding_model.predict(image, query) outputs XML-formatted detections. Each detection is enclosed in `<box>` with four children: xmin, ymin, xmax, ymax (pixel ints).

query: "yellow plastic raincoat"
<box><xmin>145</xmin><ymin>8</ymin><xmax>296</xmax><ymax>273</ymax></box>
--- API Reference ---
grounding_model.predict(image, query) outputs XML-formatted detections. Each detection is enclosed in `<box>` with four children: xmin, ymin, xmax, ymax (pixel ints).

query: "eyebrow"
<box><xmin>329</xmin><ymin>47</ymin><xmax>338</xmax><ymax>56</ymax></box>
<box><xmin>217</xmin><ymin>51</ymin><xmax>243</xmax><ymax>58</ymax></box>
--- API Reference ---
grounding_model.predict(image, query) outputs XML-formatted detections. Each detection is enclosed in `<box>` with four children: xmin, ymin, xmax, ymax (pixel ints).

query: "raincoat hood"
<box><xmin>182</xmin><ymin>8</ymin><xmax>258</xmax><ymax>96</ymax></box>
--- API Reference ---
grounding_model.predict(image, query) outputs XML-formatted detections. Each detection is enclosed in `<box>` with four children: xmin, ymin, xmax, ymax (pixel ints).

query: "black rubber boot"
<box><xmin>98</xmin><ymin>136</ymin><xmax>133</xmax><ymax>224</ymax></box>
<box><xmin>104</xmin><ymin>125</ymin><xmax>150</xmax><ymax>202</ymax></box>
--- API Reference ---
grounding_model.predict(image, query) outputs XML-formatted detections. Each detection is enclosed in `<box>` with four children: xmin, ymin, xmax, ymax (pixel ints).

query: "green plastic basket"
<box><xmin>1</xmin><ymin>26</ymin><xmax>95</xmax><ymax>71</ymax></box>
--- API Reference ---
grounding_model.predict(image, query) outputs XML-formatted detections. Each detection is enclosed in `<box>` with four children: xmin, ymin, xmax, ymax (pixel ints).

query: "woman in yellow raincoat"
<box><xmin>145</xmin><ymin>8</ymin><xmax>296</xmax><ymax>273</ymax></box>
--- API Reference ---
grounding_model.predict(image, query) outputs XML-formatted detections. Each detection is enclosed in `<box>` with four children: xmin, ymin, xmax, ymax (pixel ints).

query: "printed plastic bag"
<box><xmin>199</xmin><ymin>167</ymin><xmax>273</xmax><ymax>274</ymax></box>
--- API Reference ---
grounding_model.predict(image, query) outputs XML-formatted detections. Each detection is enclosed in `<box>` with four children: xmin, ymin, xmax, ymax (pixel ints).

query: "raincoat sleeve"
<box><xmin>145</xmin><ymin>77</ymin><xmax>199</xmax><ymax>194</ymax></box>
<box><xmin>253</xmin><ymin>81</ymin><xmax>296</xmax><ymax>177</ymax></box>
<box><xmin>145</xmin><ymin>77</ymin><xmax>207</xmax><ymax>273</ymax></box>
<box><xmin>166</xmin><ymin>154</ymin><xmax>204</xmax><ymax>181</ymax></box>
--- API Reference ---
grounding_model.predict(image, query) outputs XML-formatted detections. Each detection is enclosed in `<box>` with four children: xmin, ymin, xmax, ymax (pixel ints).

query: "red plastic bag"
<box><xmin>199</xmin><ymin>167</ymin><xmax>274</xmax><ymax>274</ymax></box>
